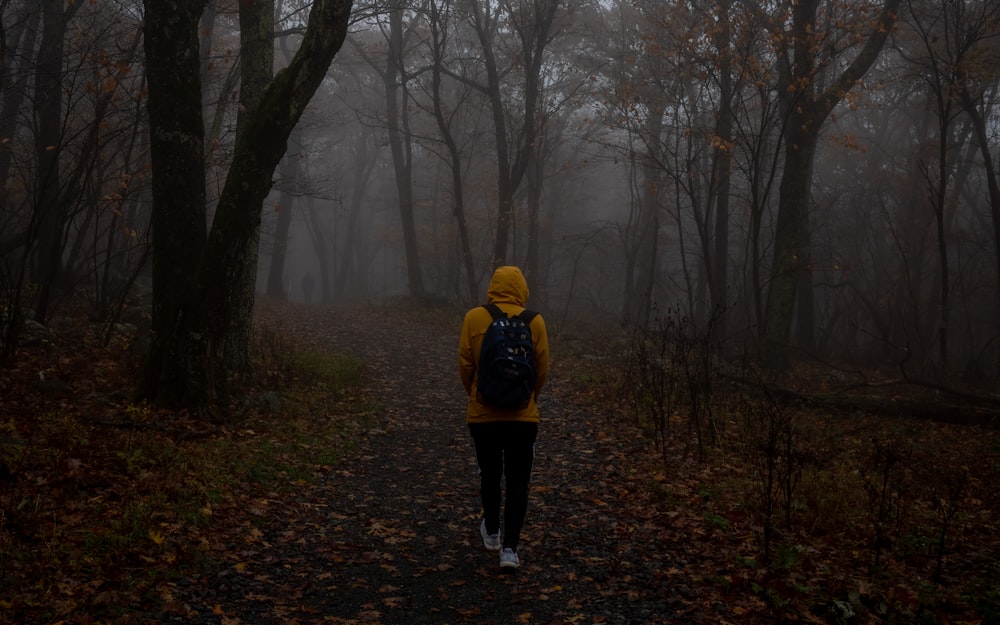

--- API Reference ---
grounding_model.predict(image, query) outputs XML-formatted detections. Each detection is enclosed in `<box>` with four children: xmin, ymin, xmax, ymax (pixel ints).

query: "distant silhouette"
<box><xmin>301</xmin><ymin>271</ymin><xmax>315</xmax><ymax>305</ymax></box>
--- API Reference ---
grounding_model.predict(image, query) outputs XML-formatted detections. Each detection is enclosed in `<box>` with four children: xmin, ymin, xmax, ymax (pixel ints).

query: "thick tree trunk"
<box><xmin>141</xmin><ymin>0</ymin><xmax>353</xmax><ymax>409</ymax></box>
<box><xmin>32</xmin><ymin>0</ymin><xmax>67</xmax><ymax>323</ymax></box>
<box><xmin>139</xmin><ymin>0</ymin><xmax>209</xmax><ymax>407</ymax></box>
<box><xmin>205</xmin><ymin>0</ymin><xmax>274</xmax><ymax>379</ymax></box>
<box><xmin>762</xmin><ymin>115</ymin><xmax>818</xmax><ymax>368</ymax></box>
<box><xmin>762</xmin><ymin>0</ymin><xmax>900</xmax><ymax>368</ymax></box>
<box><xmin>199</xmin><ymin>0</ymin><xmax>351</xmax><ymax>402</ymax></box>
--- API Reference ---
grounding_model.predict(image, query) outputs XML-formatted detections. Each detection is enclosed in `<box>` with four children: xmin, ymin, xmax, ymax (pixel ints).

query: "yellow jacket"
<box><xmin>458</xmin><ymin>266</ymin><xmax>549</xmax><ymax>423</ymax></box>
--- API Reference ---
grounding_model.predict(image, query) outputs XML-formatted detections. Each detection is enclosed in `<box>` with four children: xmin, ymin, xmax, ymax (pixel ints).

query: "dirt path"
<box><xmin>160</xmin><ymin>307</ymin><xmax>701</xmax><ymax>625</ymax></box>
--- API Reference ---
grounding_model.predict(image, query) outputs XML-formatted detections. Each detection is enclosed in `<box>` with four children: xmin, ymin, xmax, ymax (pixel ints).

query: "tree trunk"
<box><xmin>624</xmin><ymin>106</ymin><xmax>664</xmax><ymax>329</ymax></box>
<box><xmin>471</xmin><ymin>2</ymin><xmax>514</xmax><ymax>266</ymax></box>
<box><xmin>930</xmin><ymin>108</ymin><xmax>951</xmax><ymax>373</ymax></box>
<box><xmin>762</xmin><ymin>0</ymin><xmax>900</xmax><ymax>368</ymax></box>
<box><xmin>203</xmin><ymin>0</ymin><xmax>276</xmax><ymax>381</ymax></box>
<box><xmin>199</xmin><ymin>0</ymin><xmax>217</xmax><ymax>123</ymax></box>
<box><xmin>428</xmin><ymin>0</ymin><xmax>477</xmax><ymax>303</ymax></box>
<box><xmin>335</xmin><ymin>135</ymin><xmax>375</xmax><ymax>300</ymax></box>
<box><xmin>960</xmin><ymin>88</ymin><xmax>1000</xmax><ymax>385</ymax></box>
<box><xmin>265</xmin><ymin>123</ymin><xmax>302</xmax><ymax>301</ymax></box>
<box><xmin>385</xmin><ymin>0</ymin><xmax>424</xmax><ymax>298</ymax></box>
<box><xmin>0</xmin><ymin>5</ymin><xmax>39</xmax><ymax>211</ymax></box>
<box><xmin>439</xmin><ymin>102</ymin><xmax>477</xmax><ymax>303</ymax></box>
<box><xmin>710</xmin><ymin>0</ymin><xmax>733</xmax><ymax>339</ymax></box>
<box><xmin>525</xmin><ymin>147</ymin><xmax>543</xmax><ymax>287</ymax></box>
<box><xmin>963</xmin><ymin>19</ymin><xmax>1000</xmax><ymax>386</ymax></box>
<box><xmin>139</xmin><ymin>0</ymin><xmax>210</xmax><ymax>406</ymax></box>
<box><xmin>794</xmin><ymin>213</ymin><xmax>816</xmax><ymax>353</ymax></box>
<box><xmin>469</xmin><ymin>0</ymin><xmax>557</xmax><ymax>267</ymax></box>
<box><xmin>32</xmin><ymin>0</ymin><xmax>67</xmax><ymax>323</ymax></box>
<box><xmin>140</xmin><ymin>0</ymin><xmax>354</xmax><ymax>410</ymax></box>
<box><xmin>305</xmin><ymin>198</ymin><xmax>333</xmax><ymax>303</ymax></box>
<box><xmin>763</xmin><ymin>106</ymin><xmax>819</xmax><ymax>368</ymax></box>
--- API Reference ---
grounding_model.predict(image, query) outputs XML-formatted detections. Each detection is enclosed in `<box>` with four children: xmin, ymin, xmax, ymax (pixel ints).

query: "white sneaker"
<box><xmin>499</xmin><ymin>548</ymin><xmax>520</xmax><ymax>569</ymax></box>
<box><xmin>480</xmin><ymin>519</ymin><xmax>501</xmax><ymax>551</ymax></box>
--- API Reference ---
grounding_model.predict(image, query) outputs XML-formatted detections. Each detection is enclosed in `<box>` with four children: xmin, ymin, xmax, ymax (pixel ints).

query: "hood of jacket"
<box><xmin>486</xmin><ymin>266</ymin><xmax>529</xmax><ymax>307</ymax></box>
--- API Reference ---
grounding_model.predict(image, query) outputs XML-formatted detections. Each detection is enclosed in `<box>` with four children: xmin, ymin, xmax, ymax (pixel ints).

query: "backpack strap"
<box><xmin>517</xmin><ymin>310</ymin><xmax>538</xmax><ymax>324</ymax></box>
<box><xmin>482</xmin><ymin>303</ymin><xmax>506</xmax><ymax>320</ymax></box>
<box><xmin>483</xmin><ymin>303</ymin><xmax>536</xmax><ymax>324</ymax></box>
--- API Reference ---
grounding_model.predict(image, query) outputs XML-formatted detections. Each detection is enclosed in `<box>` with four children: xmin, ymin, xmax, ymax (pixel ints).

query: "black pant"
<box><xmin>468</xmin><ymin>421</ymin><xmax>538</xmax><ymax>551</ymax></box>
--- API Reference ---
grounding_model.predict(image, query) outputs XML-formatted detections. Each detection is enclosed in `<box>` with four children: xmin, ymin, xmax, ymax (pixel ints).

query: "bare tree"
<box><xmin>384</xmin><ymin>0</ymin><xmax>425</xmax><ymax>298</ymax></box>
<box><xmin>31</xmin><ymin>0</ymin><xmax>82</xmax><ymax>322</ymax></box>
<box><xmin>466</xmin><ymin>0</ymin><xmax>559</xmax><ymax>269</ymax></box>
<box><xmin>942</xmin><ymin>0</ymin><xmax>1000</xmax><ymax>383</ymax></box>
<box><xmin>425</xmin><ymin>0</ymin><xmax>478</xmax><ymax>302</ymax></box>
<box><xmin>709</xmin><ymin>0</ymin><xmax>735</xmax><ymax>338</ymax></box>
<box><xmin>0</xmin><ymin>1</ymin><xmax>147</xmax><ymax>360</ymax></box>
<box><xmin>761</xmin><ymin>0</ymin><xmax>902</xmax><ymax>368</ymax></box>
<box><xmin>140</xmin><ymin>0</ymin><xmax>354</xmax><ymax>410</ymax></box>
<box><xmin>265</xmin><ymin>9</ymin><xmax>310</xmax><ymax>302</ymax></box>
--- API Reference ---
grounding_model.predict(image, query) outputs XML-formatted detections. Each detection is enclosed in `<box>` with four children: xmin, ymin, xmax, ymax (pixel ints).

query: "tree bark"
<box><xmin>141</xmin><ymin>0</ymin><xmax>354</xmax><ymax>409</ymax></box>
<box><xmin>31</xmin><ymin>0</ymin><xmax>68</xmax><ymax>323</ymax></box>
<box><xmin>139</xmin><ymin>0</ymin><xmax>210</xmax><ymax>406</ymax></box>
<box><xmin>762</xmin><ymin>0</ymin><xmax>901</xmax><ymax>368</ymax></box>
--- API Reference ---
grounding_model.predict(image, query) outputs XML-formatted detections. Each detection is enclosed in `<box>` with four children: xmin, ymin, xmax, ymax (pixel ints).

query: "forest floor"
<box><xmin>1</xmin><ymin>301</ymin><xmax>998</xmax><ymax>625</ymax></box>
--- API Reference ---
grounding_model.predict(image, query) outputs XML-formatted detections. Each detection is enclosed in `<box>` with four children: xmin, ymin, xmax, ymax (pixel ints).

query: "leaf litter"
<box><xmin>1</xmin><ymin>302</ymin><xmax>996</xmax><ymax>624</ymax></box>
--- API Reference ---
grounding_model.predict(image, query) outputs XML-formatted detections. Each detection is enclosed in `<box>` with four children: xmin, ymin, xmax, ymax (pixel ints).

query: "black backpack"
<box><xmin>476</xmin><ymin>303</ymin><xmax>538</xmax><ymax>410</ymax></box>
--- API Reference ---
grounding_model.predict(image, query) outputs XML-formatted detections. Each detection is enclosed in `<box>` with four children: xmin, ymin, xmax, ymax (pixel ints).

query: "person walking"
<box><xmin>458</xmin><ymin>266</ymin><xmax>549</xmax><ymax>569</ymax></box>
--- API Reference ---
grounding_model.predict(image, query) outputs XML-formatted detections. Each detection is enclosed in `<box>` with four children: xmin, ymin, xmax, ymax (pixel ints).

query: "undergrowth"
<box><xmin>581</xmin><ymin>311</ymin><xmax>1000</xmax><ymax>625</ymax></box>
<box><xmin>0</xmin><ymin>314</ymin><xmax>376</xmax><ymax>622</ymax></box>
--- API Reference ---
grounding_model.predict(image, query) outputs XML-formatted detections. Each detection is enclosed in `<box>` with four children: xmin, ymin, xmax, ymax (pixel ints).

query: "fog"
<box><xmin>1</xmin><ymin>0</ymin><xmax>998</xmax><ymax>386</ymax></box>
<box><xmin>251</xmin><ymin>1</ymin><xmax>1000</xmax><ymax>384</ymax></box>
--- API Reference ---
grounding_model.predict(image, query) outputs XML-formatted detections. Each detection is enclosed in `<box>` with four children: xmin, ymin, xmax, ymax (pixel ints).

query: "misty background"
<box><xmin>1</xmin><ymin>0</ymin><xmax>999</xmax><ymax>387</ymax></box>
